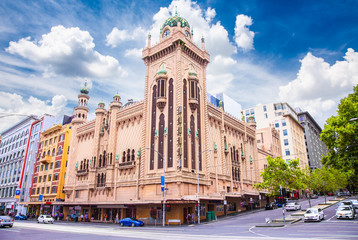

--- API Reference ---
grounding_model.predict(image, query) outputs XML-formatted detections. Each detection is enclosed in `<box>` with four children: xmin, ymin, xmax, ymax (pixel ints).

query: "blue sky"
<box><xmin>0</xmin><ymin>0</ymin><xmax>357</xmax><ymax>132</ymax></box>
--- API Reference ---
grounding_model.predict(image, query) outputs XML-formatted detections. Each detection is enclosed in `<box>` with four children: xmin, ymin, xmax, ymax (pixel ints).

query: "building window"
<box><xmin>52</xmin><ymin>148</ymin><xmax>56</xmax><ymax>156</ymax></box>
<box><xmin>263</xmin><ymin>105</ymin><xmax>267</xmax><ymax>112</ymax></box>
<box><xmin>283</xmin><ymin>129</ymin><xmax>288</xmax><ymax>136</ymax></box>
<box><xmin>39</xmin><ymin>176</ymin><xmax>42</xmax><ymax>182</ymax></box>
<box><xmin>50</xmin><ymin>163</ymin><xmax>53</xmax><ymax>169</ymax></box>
<box><xmin>43</xmin><ymin>175</ymin><xmax>46</xmax><ymax>182</ymax></box>
<box><xmin>51</xmin><ymin>186</ymin><xmax>57</xmax><ymax>193</ymax></box>
<box><xmin>48</xmin><ymin>175</ymin><xmax>52</xmax><ymax>181</ymax></box>
<box><xmin>45</xmin><ymin>164</ymin><xmax>48</xmax><ymax>170</ymax></box>
<box><xmin>275</xmin><ymin>121</ymin><xmax>279</xmax><ymax>128</ymax></box>
<box><xmin>285</xmin><ymin>149</ymin><xmax>290</xmax><ymax>156</ymax></box>
<box><xmin>284</xmin><ymin>139</ymin><xmax>289</xmax><ymax>146</ymax></box>
<box><xmin>245</xmin><ymin>110</ymin><xmax>249</xmax><ymax>116</ymax></box>
<box><xmin>55</xmin><ymin>161</ymin><xmax>61</xmax><ymax>168</ymax></box>
<box><xmin>282</xmin><ymin>119</ymin><xmax>287</xmax><ymax>127</ymax></box>
<box><xmin>157</xmin><ymin>78</ymin><xmax>166</xmax><ymax>98</ymax></box>
<box><xmin>57</xmin><ymin>146</ymin><xmax>62</xmax><ymax>155</ymax></box>
<box><xmin>53</xmin><ymin>174</ymin><xmax>58</xmax><ymax>181</ymax></box>
<box><xmin>41</xmin><ymin>165</ymin><xmax>44</xmax><ymax>171</ymax></box>
<box><xmin>264</xmin><ymin>113</ymin><xmax>268</xmax><ymax>119</ymax></box>
<box><xmin>250</xmin><ymin>109</ymin><xmax>255</xmax><ymax>115</ymax></box>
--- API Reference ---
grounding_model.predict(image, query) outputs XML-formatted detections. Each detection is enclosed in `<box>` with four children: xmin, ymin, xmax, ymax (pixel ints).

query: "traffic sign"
<box><xmin>39</xmin><ymin>195</ymin><xmax>43</xmax><ymax>201</ymax></box>
<box><xmin>15</xmin><ymin>190</ymin><xmax>21</xmax><ymax>195</ymax></box>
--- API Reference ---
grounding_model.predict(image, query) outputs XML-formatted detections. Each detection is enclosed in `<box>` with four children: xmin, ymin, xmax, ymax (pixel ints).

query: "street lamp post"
<box><xmin>146</xmin><ymin>147</ymin><xmax>166</xmax><ymax>227</ymax></box>
<box><xmin>197</xmin><ymin>149</ymin><xmax>212</xmax><ymax>224</ymax></box>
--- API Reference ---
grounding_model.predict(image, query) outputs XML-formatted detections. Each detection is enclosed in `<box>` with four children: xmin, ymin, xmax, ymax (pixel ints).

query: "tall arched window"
<box><xmin>127</xmin><ymin>149</ymin><xmax>130</xmax><ymax>162</ymax></box>
<box><xmin>52</xmin><ymin>148</ymin><xmax>56</xmax><ymax>156</ymax></box>
<box><xmin>122</xmin><ymin>151</ymin><xmax>126</xmax><ymax>163</ymax></box>
<box><xmin>132</xmin><ymin>149</ymin><xmax>135</xmax><ymax>161</ymax></box>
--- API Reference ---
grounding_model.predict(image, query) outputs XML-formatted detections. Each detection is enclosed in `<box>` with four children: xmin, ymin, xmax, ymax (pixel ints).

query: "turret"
<box><xmin>72</xmin><ymin>81</ymin><xmax>90</xmax><ymax>125</ymax></box>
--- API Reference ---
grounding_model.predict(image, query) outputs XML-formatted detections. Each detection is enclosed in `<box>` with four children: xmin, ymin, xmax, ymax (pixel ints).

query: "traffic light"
<box><xmin>165</xmin><ymin>204</ymin><xmax>171</xmax><ymax>212</ymax></box>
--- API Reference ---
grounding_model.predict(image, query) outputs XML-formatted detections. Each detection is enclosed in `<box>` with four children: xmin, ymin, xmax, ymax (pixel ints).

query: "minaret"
<box><xmin>72</xmin><ymin>82</ymin><xmax>90</xmax><ymax>125</ymax></box>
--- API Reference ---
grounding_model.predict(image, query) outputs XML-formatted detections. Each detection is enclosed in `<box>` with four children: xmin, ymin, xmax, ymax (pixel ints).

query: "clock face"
<box><xmin>185</xmin><ymin>30</ymin><xmax>190</xmax><ymax>38</ymax></box>
<box><xmin>163</xmin><ymin>30</ymin><xmax>170</xmax><ymax>38</ymax></box>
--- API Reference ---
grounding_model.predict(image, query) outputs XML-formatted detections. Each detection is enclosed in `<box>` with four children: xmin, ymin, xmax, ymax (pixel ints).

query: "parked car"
<box><xmin>285</xmin><ymin>202</ymin><xmax>301</xmax><ymax>211</ymax></box>
<box><xmin>336</xmin><ymin>205</ymin><xmax>356</xmax><ymax>219</ymax></box>
<box><xmin>351</xmin><ymin>200</ymin><xmax>358</xmax><ymax>210</ymax></box>
<box><xmin>310</xmin><ymin>194</ymin><xmax>318</xmax><ymax>199</ymax></box>
<box><xmin>14</xmin><ymin>214</ymin><xmax>27</xmax><ymax>220</ymax></box>
<box><xmin>304</xmin><ymin>208</ymin><xmax>324</xmax><ymax>222</ymax></box>
<box><xmin>339</xmin><ymin>201</ymin><xmax>353</xmax><ymax>207</ymax></box>
<box><xmin>119</xmin><ymin>217</ymin><xmax>144</xmax><ymax>227</ymax></box>
<box><xmin>265</xmin><ymin>202</ymin><xmax>278</xmax><ymax>210</ymax></box>
<box><xmin>37</xmin><ymin>215</ymin><xmax>54</xmax><ymax>224</ymax></box>
<box><xmin>0</xmin><ymin>215</ymin><xmax>14</xmax><ymax>228</ymax></box>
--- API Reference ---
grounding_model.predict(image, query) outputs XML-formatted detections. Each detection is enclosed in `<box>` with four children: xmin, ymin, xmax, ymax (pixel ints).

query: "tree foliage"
<box><xmin>255</xmin><ymin>156</ymin><xmax>305</xmax><ymax>196</ymax></box>
<box><xmin>321</xmin><ymin>84</ymin><xmax>358</xmax><ymax>192</ymax></box>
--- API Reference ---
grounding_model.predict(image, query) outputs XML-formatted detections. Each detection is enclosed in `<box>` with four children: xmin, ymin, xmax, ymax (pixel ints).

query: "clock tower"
<box><xmin>142</xmin><ymin>13</ymin><xmax>210</xmax><ymax>189</ymax></box>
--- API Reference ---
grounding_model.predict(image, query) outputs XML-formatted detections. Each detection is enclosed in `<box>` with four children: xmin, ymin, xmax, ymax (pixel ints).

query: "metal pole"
<box><xmin>197</xmin><ymin>151</ymin><xmax>200</xmax><ymax>224</ymax></box>
<box><xmin>163</xmin><ymin>155</ymin><xmax>166</xmax><ymax>227</ymax></box>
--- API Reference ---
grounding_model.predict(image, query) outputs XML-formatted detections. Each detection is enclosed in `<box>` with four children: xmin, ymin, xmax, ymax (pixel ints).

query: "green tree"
<box><xmin>255</xmin><ymin>156</ymin><xmax>305</xmax><ymax>196</ymax></box>
<box><xmin>312</xmin><ymin>167</ymin><xmax>348</xmax><ymax>203</ymax></box>
<box><xmin>321</xmin><ymin>84</ymin><xmax>358</xmax><ymax>193</ymax></box>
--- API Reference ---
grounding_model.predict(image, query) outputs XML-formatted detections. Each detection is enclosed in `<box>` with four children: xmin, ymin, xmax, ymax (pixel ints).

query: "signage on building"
<box><xmin>39</xmin><ymin>195</ymin><xmax>43</xmax><ymax>201</ymax></box>
<box><xmin>161</xmin><ymin>176</ymin><xmax>165</xmax><ymax>186</ymax></box>
<box><xmin>15</xmin><ymin>189</ymin><xmax>21</xmax><ymax>195</ymax></box>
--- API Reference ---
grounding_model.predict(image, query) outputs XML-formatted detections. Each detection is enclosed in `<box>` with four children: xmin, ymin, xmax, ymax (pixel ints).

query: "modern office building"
<box><xmin>297</xmin><ymin>111</ymin><xmax>327</xmax><ymax>169</ymax></box>
<box><xmin>0</xmin><ymin>115</ymin><xmax>39</xmax><ymax>215</ymax></box>
<box><xmin>63</xmin><ymin>13</ymin><xmax>262</xmax><ymax>224</ymax></box>
<box><xmin>242</xmin><ymin>103</ymin><xmax>308</xmax><ymax>168</ymax></box>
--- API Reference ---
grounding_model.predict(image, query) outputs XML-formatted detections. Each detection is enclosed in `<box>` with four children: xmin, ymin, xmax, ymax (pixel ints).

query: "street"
<box><xmin>1</xmin><ymin>196</ymin><xmax>357</xmax><ymax>240</ymax></box>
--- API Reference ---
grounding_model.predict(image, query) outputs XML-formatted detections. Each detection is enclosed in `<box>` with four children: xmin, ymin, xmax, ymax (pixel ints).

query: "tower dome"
<box><xmin>160</xmin><ymin>15</ymin><xmax>190</xmax><ymax>33</ymax></box>
<box><xmin>80</xmin><ymin>81</ymin><xmax>89</xmax><ymax>94</ymax></box>
<box><xmin>160</xmin><ymin>10</ymin><xmax>192</xmax><ymax>41</ymax></box>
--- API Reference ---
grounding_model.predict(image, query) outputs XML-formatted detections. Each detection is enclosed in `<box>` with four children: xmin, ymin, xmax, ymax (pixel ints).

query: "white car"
<box><xmin>285</xmin><ymin>202</ymin><xmax>301</xmax><ymax>211</ymax></box>
<box><xmin>336</xmin><ymin>206</ymin><xmax>356</xmax><ymax>219</ymax></box>
<box><xmin>304</xmin><ymin>208</ymin><xmax>324</xmax><ymax>222</ymax></box>
<box><xmin>37</xmin><ymin>215</ymin><xmax>54</xmax><ymax>224</ymax></box>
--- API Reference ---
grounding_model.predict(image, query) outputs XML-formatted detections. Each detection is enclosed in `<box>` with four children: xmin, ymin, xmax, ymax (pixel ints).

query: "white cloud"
<box><xmin>0</xmin><ymin>92</ymin><xmax>67</xmax><ymax>132</ymax></box>
<box><xmin>106</xmin><ymin>27</ymin><xmax>147</xmax><ymax>47</ymax></box>
<box><xmin>279</xmin><ymin>48</ymin><xmax>358</xmax><ymax>126</ymax></box>
<box><xmin>234</xmin><ymin>14</ymin><xmax>255</xmax><ymax>52</ymax></box>
<box><xmin>205</xmin><ymin>7</ymin><xmax>216</xmax><ymax>23</ymax></box>
<box><xmin>6</xmin><ymin>25</ymin><xmax>126</xmax><ymax>79</ymax></box>
<box><xmin>124</xmin><ymin>48</ymin><xmax>143</xmax><ymax>58</ymax></box>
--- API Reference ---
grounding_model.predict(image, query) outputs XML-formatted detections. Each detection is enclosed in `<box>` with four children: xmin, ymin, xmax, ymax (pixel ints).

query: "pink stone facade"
<box><xmin>63</xmin><ymin>15</ymin><xmax>263</xmax><ymax>224</ymax></box>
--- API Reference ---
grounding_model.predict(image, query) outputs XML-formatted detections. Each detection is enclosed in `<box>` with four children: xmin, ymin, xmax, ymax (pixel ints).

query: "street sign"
<box><xmin>15</xmin><ymin>190</ymin><xmax>21</xmax><ymax>195</ymax></box>
<box><xmin>39</xmin><ymin>195</ymin><xmax>43</xmax><ymax>201</ymax></box>
<box><xmin>161</xmin><ymin>176</ymin><xmax>165</xmax><ymax>187</ymax></box>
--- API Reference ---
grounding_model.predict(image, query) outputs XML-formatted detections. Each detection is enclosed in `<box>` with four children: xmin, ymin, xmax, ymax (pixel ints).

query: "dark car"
<box><xmin>265</xmin><ymin>202</ymin><xmax>278</xmax><ymax>210</ymax></box>
<box><xmin>0</xmin><ymin>215</ymin><xmax>14</xmax><ymax>228</ymax></box>
<box><xmin>119</xmin><ymin>217</ymin><xmax>144</xmax><ymax>227</ymax></box>
<box><xmin>14</xmin><ymin>214</ymin><xmax>27</xmax><ymax>220</ymax></box>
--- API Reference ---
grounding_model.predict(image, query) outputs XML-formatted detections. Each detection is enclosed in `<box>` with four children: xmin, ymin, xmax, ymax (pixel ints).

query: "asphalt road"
<box><xmin>1</xmin><ymin>196</ymin><xmax>357</xmax><ymax>240</ymax></box>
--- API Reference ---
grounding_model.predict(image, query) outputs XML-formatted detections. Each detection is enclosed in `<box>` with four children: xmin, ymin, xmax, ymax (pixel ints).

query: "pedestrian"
<box><xmin>80</xmin><ymin>214</ymin><xmax>84</xmax><ymax>222</ymax></box>
<box><xmin>104</xmin><ymin>214</ymin><xmax>107</xmax><ymax>222</ymax></box>
<box><xmin>187</xmin><ymin>213</ymin><xmax>191</xmax><ymax>224</ymax></box>
<box><xmin>115</xmin><ymin>213</ymin><xmax>119</xmax><ymax>224</ymax></box>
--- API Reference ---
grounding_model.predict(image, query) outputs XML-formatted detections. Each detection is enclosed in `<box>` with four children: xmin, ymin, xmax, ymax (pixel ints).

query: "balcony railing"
<box><xmin>40</xmin><ymin>155</ymin><xmax>51</xmax><ymax>164</ymax></box>
<box><xmin>76</xmin><ymin>169</ymin><xmax>89</xmax><ymax>176</ymax></box>
<box><xmin>118</xmin><ymin>161</ymin><xmax>136</xmax><ymax>169</ymax></box>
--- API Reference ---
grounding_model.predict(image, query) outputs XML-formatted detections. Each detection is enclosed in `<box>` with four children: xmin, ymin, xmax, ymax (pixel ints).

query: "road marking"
<box><xmin>249</xmin><ymin>226</ymin><xmax>275</xmax><ymax>238</ymax></box>
<box><xmin>327</xmin><ymin>214</ymin><xmax>335</xmax><ymax>222</ymax></box>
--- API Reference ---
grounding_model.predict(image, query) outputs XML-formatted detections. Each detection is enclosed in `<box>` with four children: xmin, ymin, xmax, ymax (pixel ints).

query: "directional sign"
<box><xmin>39</xmin><ymin>195</ymin><xmax>43</xmax><ymax>201</ymax></box>
<box><xmin>15</xmin><ymin>190</ymin><xmax>21</xmax><ymax>195</ymax></box>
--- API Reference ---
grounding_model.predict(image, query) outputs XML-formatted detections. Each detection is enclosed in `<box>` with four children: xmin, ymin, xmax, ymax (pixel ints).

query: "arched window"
<box><xmin>99</xmin><ymin>155</ymin><xmax>102</xmax><ymax>167</ymax></box>
<box><xmin>42</xmin><ymin>151</ymin><xmax>46</xmax><ymax>157</ymax></box>
<box><xmin>57</xmin><ymin>146</ymin><xmax>62</xmax><ymax>155</ymax></box>
<box><xmin>122</xmin><ymin>151</ymin><xmax>126</xmax><ymax>163</ymax></box>
<box><xmin>17</xmin><ymin>152</ymin><xmax>20</xmax><ymax>158</ymax></box>
<box><xmin>80</xmin><ymin>161</ymin><xmax>83</xmax><ymax>170</ymax></box>
<box><xmin>127</xmin><ymin>149</ymin><xmax>130</xmax><ymax>162</ymax></box>
<box><xmin>47</xmin><ymin>150</ymin><xmax>51</xmax><ymax>156</ymax></box>
<box><xmin>21</xmin><ymin>150</ymin><xmax>24</xmax><ymax>157</ymax></box>
<box><xmin>86</xmin><ymin>159</ymin><xmax>89</xmax><ymax>169</ymax></box>
<box><xmin>132</xmin><ymin>149</ymin><xmax>135</xmax><ymax>161</ymax></box>
<box><xmin>52</xmin><ymin>148</ymin><xmax>56</xmax><ymax>156</ymax></box>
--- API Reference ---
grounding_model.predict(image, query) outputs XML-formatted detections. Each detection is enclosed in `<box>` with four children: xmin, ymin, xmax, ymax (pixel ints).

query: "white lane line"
<box><xmin>3</xmin><ymin>228</ymin><xmax>21</xmax><ymax>232</ymax></box>
<box><xmin>327</xmin><ymin>215</ymin><xmax>335</xmax><ymax>222</ymax></box>
<box><xmin>249</xmin><ymin>226</ymin><xmax>274</xmax><ymax>239</ymax></box>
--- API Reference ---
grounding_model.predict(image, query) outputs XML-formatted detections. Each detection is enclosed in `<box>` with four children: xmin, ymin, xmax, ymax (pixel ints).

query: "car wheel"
<box><xmin>120</xmin><ymin>222</ymin><xmax>124</xmax><ymax>227</ymax></box>
<box><xmin>131</xmin><ymin>223</ymin><xmax>135</xmax><ymax>227</ymax></box>
<box><xmin>9</xmin><ymin>225</ymin><xmax>13</xmax><ymax>228</ymax></box>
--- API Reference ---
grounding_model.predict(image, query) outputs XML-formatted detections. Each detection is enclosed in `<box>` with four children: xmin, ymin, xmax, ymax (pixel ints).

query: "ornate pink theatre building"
<box><xmin>63</xmin><ymin>14</ymin><xmax>262</xmax><ymax>224</ymax></box>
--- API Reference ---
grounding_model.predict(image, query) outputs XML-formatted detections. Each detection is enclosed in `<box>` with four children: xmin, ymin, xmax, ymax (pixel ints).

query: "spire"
<box><xmin>201</xmin><ymin>35</ymin><xmax>205</xmax><ymax>50</ymax></box>
<box><xmin>175</xmin><ymin>6</ymin><xmax>178</xmax><ymax>16</ymax></box>
<box><xmin>147</xmin><ymin>32</ymin><xmax>151</xmax><ymax>48</ymax></box>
